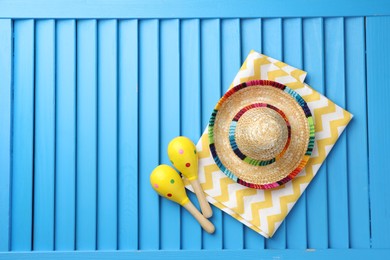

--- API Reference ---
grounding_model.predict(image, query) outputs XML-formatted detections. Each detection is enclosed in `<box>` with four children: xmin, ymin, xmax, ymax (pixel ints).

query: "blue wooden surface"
<box><xmin>1</xmin><ymin>1</ymin><xmax>390</xmax><ymax>258</ymax></box>
<box><xmin>117</xmin><ymin>19</ymin><xmax>139</xmax><ymax>251</ymax></box>
<box><xmin>75</xmin><ymin>19</ymin><xmax>98</xmax><ymax>250</ymax></box>
<box><xmin>55</xmin><ymin>19</ymin><xmax>76</xmax><ymax>251</ymax></box>
<box><xmin>33</xmin><ymin>19</ymin><xmax>55</xmax><ymax>251</ymax></box>
<box><xmin>1</xmin><ymin>249</ymin><xmax>390</xmax><ymax>260</ymax></box>
<box><xmin>97</xmin><ymin>19</ymin><xmax>118</xmax><ymax>250</ymax></box>
<box><xmin>1</xmin><ymin>0</ymin><xmax>390</xmax><ymax>18</ymax></box>
<box><xmin>10</xmin><ymin>19</ymin><xmax>35</xmax><ymax>251</ymax></box>
<box><xmin>366</xmin><ymin>16</ymin><xmax>390</xmax><ymax>249</ymax></box>
<box><xmin>0</xmin><ymin>19</ymin><xmax>12</xmax><ymax>252</ymax></box>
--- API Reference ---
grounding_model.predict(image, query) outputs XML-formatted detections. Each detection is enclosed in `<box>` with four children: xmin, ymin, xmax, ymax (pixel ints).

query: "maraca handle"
<box><xmin>183</xmin><ymin>200</ymin><xmax>215</xmax><ymax>234</ymax></box>
<box><xmin>190</xmin><ymin>179</ymin><xmax>213</xmax><ymax>218</ymax></box>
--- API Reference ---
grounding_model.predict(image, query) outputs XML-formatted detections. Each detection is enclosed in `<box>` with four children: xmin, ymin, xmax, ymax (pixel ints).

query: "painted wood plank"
<box><xmin>262</xmin><ymin>18</ymin><xmax>286</xmax><ymax>250</ymax></box>
<box><xmin>118</xmin><ymin>19</ymin><xmax>139</xmax><ymax>250</ymax></box>
<box><xmin>303</xmin><ymin>18</ymin><xmax>329</xmax><ymax>249</ymax></box>
<box><xmin>324</xmin><ymin>17</ymin><xmax>349</xmax><ymax>249</ymax></box>
<box><xmin>1</xmin><ymin>249</ymin><xmax>390</xmax><ymax>260</ymax></box>
<box><xmin>138</xmin><ymin>19</ymin><xmax>160</xmax><ymax>250</ymax></box>
<box><xmin>97</xmin><ymin>19</ymin><xmax>118</xmax><ymax>250</ymax></box>
<box><xmin>240</xmin><ymin>19</ymin><xmax>262</xmax><ymax>61</ymax></box>
<box><xmin>2</xmin><ymin>0</ymin><xmax>390</xmax><ymax>19</ymax></box>
<box><xmin>180</xmin><ymin>19</ymin><xmax>202</xmax><ymax>250</ymax></box>
<box><xmin>221</xmin><ymin>18</ymin><xmax>243</xmax><ymax>250</ymax></box>
<box><xmin>366</xmin><ymin>16</ymin><xmax>390</xmax><ymax>249</ymax></box>
<box><xmin>283</xmin><ymin>18</ymin><xmax>308</xmax><ymax>249</ymax></box>
<box><xmin>75</xmin><ymin>19</ymin><xmax>97</xmax><ymax>250</ymax></box>
<box><xmin>54</xmin><ymin>19</ymin><xmax>76</xmax><ymax>251</ymax></box>
<box><xmin>33</xmin><ymin>19</ymin><xmax>56</xmax><ymax>251</ymax></box>
<box><xmin>0</xmin><ymin>19</ymin><xmax>12</xmax><ymax>252</ymax></box>
<box><xmin>159</xmin><ymin>19</ymin><xmax>181</xmax><ymax>250</ymax></box>
<box><xmin>240</xmin><ymin>18</ymin><xmax>265</xmax><ymax>250</ymax></box>
<box><xmin>200</xmin><ymin>18</ymin><xmax>222</xmax><ymax>250</ymax></box>
<box><xmin>10</xmin><ymin>19</ymin><xmax>35</xmax><ymax>251</ymax></box>
<box><xmin>344</xmin><ymin>17</ymin><xmax>370</xmax><ymax>249</ymax></box>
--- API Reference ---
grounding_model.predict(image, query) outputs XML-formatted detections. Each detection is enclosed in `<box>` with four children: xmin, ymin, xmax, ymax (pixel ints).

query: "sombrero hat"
<box><xmin>208</xmin><ymin>80</ymin><xmax>315</xmax><ymax>189</ymax></box>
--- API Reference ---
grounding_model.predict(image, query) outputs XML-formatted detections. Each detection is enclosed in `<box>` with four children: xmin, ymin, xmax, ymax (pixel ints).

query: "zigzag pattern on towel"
<box><xmin>188</xmin><ymin>52</ymin><xmax>352</xmax><ymax>237</ymax></box>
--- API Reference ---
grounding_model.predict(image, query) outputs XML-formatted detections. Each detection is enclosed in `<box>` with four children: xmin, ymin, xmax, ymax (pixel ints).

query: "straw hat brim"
<box><xmin>208</xmin><ymin>80</ymin><xmax>315</xmax><ymax>189</ymax></box>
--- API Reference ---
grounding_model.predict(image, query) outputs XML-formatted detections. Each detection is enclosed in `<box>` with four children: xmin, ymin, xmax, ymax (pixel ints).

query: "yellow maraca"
<box><xmin>168</xmin><ymin>136</ymin><xmax>213</xmax><ymax>218</ymax></box>
<box><xmin>150</xmin><ymin>165</ymin><xmax>215</xmax><ymax>234</ymax></box>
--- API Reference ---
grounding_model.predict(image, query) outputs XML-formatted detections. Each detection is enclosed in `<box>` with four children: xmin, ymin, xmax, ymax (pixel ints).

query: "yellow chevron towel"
<box><xmin>185</xmin><ymin>51</ymin><xmax>353</xmax><ymax>238</ymax></box>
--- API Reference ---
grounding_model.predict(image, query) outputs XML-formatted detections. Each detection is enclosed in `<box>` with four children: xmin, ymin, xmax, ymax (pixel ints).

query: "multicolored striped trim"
<box><xmin>208</xmin><ymin>80</ymin><xmax>315</xmax><ymax>190</ymax></box>
<box><xmin>229</xmin><ymin>103</ymin><xmax>291</xmax><ymax>166</ymax></box>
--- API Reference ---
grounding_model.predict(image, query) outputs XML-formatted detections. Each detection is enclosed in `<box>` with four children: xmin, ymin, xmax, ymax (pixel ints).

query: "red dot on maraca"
<box><xmin>185</xmin><ymin>163</ymin><xmax>191</xmax><ymax>167</ymax></box>
<box><xmin>167</xmin><ymin>193</ymin><xmax>172</xmax><ymax>197</ymax></box>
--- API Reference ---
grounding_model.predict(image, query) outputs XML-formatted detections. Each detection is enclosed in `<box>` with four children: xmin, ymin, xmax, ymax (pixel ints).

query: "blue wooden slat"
<box><xmin>118</xmin><ymin>19</ymin><xmax>139</xmax><ymax>250</ymax></box>
<box><xmin>241</xmin><ymin>19</ymin><xmax>262</xmax><ymax>62</ymax></box>
<box><xmin>2</xmin><ymin>0</ymin><xmax>390</xmax><ymax>19</ymax></box>
<box><xmin>33</xmin><ymin>19</ymin><xmax>56</xmax><ymax>251</ymax></box>
<box><xmin>159</xmin><ymin>19</ymin><xmax>181</xmax><ymax>250</ymax></box>
<box><xmin>303</xmin><ymin>17</ymin><xmax>329</xmax><ymax>249</ymax></box>
<box><xmin>55</xmin><ymin>19</ymin><xmax>76</xmax><ymax>251</ymax></box>
<box><xmin>240</xmin><ymin>18</ymin><xmax>265</xmax><ymax>250</ymax></box>
<box><xmin>0</xmin><ymin>19</ymin><xmax>12</xmax><ymax>252</ymax></box>
<box><xmin>11</xmin><ymin>19</ymin><xmax>35</xmax><ymax>251</ymax></box>
<box><xmin>221</xmin><ymin>18</ymin><xmax>243</xmax><ymax>250</ymax></box>
<box><xmin>76</xmin><ymin>19</ymin><xmax>97</xmax><ymax>250</ymax></box>
<box><xmin>283</xmin><ymin>18</ymin><xmax>307</xmax><ymax>249</ymax></box>
<box><xmin>200</xmin><ymin>18</ymin><xmax>222</xmax><ymax>250</ymax></box>
<box><xmin>139</xmin><ymin>19</ymin><xmax>160</xmax><ymax>250</ymax></box>
<box><xmin>1</xmin><ymin>249</ymin><xmax>390</xmax><ymax>259</ymax></box>
<box><xmin>366</xmin><ymin>16</ymin><xmax>390</xmax><ymax>249</ymax></box>
<box><xmin>345</xmin><ymin>17</ymin><xmax>370</xmax><ymax>249</ymax></box>
<box><xmin>324</xmin><ymin>17</ymin><xmax>349</xmax><ymax>249</ymax></box>
<box><xmin>180</xmin><ymin>19</ymin><xmax>202</xmax><ymax>250</ymax></box>
<box><xmin>97</xmin><ymin>19</ymin><xmax>118</xmax><ymax>250</ymax></box>
<box><xmin>262</xmin><ymin>18</ymin><xmax>286</xmax><ymax>250</ymax></box>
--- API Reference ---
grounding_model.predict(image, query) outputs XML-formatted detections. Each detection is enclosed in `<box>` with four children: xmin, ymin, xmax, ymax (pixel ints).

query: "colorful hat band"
<box><xmin>229</xmin><ymin>103</ymin><xmax>291</xmax><ymax>166</ymax></box>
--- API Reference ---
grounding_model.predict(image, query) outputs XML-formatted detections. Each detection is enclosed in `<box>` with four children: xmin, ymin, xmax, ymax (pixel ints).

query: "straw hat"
<box><xmin>208</xmin><ymin>80</ymin><xmax>315</xmax><ymax>189</ymax></box>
